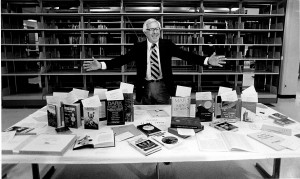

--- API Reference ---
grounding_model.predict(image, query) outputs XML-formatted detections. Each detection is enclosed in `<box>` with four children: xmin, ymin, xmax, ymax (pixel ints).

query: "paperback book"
<box><xmin>106</xmin><ymin>100</ymin><xmax>125</xmax><ymax>125</ymax></box>
<box><xmin>168</xmin><ymin>127</ymin><xmax>204</xmax><ymax>139</ymax></box>
<box><xmin>47</xmin><ymin>103</ymin><xmax>61</xmax><ymax>127</ymax></box>
<box><xmin>83</xmin><ymin>106</ymin><xmax>100</xmax><ymax>130</ymax></box>
<box><xmin>63</xmin><ymin>103</ymin><xmax>81</xmax><ymax>128</ymax></box>
<box><xmin>151</xmin><ymin>131</ymin><xmax>183</xmax><ymax>149</ymax></box>
<box><xmin>128</xmin><ymin>136</ymin><xmax>162</xmax><ymax>156</ymax></box>
<box><xmin>73</xmin><ymin>130</ymin><xmax>115</xmax><ymax>150</ymax></box>
<box><xmin>170</xmin><ymin>116</ymin><xmax>203</xmax><ymax>129</ymax></box>
<box><xmin>136</xmin><ymin>123</ymin><xmax>162</xmax><ymax>137</ymax></box>
<box><xmin>209</xmin><ymin>121</ymin><xmax>238</xmax><ymax>132</ymax></box>
<box><xmin>3</xmin><ymin>126</ymin><xmax>35</xmax><ymax>135</ymax></box>
<box><xmin>195</xmin><ymin>92</ymin><xmax>214</xmax><ymax>122</ymax></box>
<box><xmin>197</xmin><ymin>131</ymin><xmax>255</xmax><ymax>152</ymax></box>
<box><xmin>274</xmin><ymin>118</ymin><xmax>296</xmax><ymax>127</ymax></box>
<box><xmin>123</xmin><ymin>93</ymin><xmax>134</xmax><ymax>122</ymax></box>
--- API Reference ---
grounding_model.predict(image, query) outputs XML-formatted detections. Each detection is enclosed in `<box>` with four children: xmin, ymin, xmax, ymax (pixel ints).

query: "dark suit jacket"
<box><xmin>105</xmin><ymin>39</ymin><xmax>207</xmax><ymax>102</ymax></box>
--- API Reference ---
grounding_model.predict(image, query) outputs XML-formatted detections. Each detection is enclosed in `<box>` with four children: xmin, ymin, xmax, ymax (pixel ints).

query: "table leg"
<box><xmin>31</xmin><ymin>164</ymin><xmax>55</xmax><ymax>179</ymax></box>
<box><xmin>255</xmin><ymin>158</ymin><xmax>281</xmax><ymax>178</ymax></box>
<box><xmin>156</xmin><ymin>163</ymin><xmax>160</xmax><ymax>179</ymax></box>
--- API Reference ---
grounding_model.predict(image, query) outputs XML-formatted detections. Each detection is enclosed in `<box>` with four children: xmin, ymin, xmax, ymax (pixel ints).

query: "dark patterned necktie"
<box><xmin>150</xmin><ymin>43</ymin><xmax>160</xmax><ymax>80</ymax></box>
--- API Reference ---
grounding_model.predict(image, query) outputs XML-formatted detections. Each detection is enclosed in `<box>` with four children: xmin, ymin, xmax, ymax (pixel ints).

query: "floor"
<box><xmin>1</xmin><ymin>79</ymin><xmax>300</xmax><ymax>179</ymax></box>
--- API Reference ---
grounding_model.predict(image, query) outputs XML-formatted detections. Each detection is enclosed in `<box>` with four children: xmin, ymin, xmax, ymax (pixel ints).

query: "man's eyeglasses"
<box><xmin>146</xmin><ymin>28</ymin><xmax>160</xmax><ymax>32</ymax></box>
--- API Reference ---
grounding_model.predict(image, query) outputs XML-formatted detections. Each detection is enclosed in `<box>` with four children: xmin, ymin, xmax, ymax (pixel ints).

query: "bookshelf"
<box><xmin>1</xmin><ymin>0</ymin><xmax>286</xmax><ymax>107</ymax></box>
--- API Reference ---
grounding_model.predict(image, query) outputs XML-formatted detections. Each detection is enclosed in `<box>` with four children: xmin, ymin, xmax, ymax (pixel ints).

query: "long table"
<box><xmin>2</xmin><ymin>104</ymin><xmax>300</xmax><ymax>179</ymax></box>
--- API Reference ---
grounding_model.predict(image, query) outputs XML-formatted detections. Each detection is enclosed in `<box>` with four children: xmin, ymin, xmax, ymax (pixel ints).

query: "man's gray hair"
<box><xmin>142</xmin><ymin>18</ymin><xmax>161</xmax><ymax>33</ymax></box>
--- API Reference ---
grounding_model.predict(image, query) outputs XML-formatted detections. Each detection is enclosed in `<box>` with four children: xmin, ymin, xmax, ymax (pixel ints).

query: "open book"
<box><xmin>73</xmin><ymin>130</ymin><xmax>115</xmax><ymax>150</ymax></box>
<box><xmin>197</xmin><ymin>131</ymin><xmax>255</xmax><ymax>152</ymax></box>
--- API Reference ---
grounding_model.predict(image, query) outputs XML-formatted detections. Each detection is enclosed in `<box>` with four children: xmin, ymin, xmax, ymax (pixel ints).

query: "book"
<box><xmin>2</xmin><ymin>134</ymin><xmax>32</xmax><ymax>154</ymax></box>
<box><xmin>3</xmin><ymin>126</ymin><xmax>35</xmax><ymax>135</ymax></box>
<box><xmin>73</xmin><ymin>130</ymin><xmax>115</xmax><ymax>150</ymax></box>
<box><xmin>209</xmin><ymin>121</ymin><xmax>238</xmax><ymax>132</ymax></box>
<box><xmin>106</xmin><ymin>100</ymin><xmax>125</xmax><ymax>125</ymax></box>
<box><xmin>147</xmin><ymin>109</ymin><xmax>169</xmax><ymax>117</ymax></box>
<box><xmin>247</xmin><ymin>131</ymin><xmax>285</xmax><ymax>151</ymax></box>
<box><xmin>63</xmin><ymin>103</ymin><xmax>81</xmax><ymax>128</ymax></box>
<box><xmin>128</xmin><ymin>136</ymin><xmax>162</xmax><ymax>156</ymax></box>
<box><xmin>123</xmin><ymin>93</ymin><xmax>134</xmax><ymax>122</ymax></box>
<box><xmin>170</xmin><ymin>117</ymin><xmax>203</xmax><ymax>129</ymax></box>
<box><xmin>171</xmin><ymin>96</ymin><xmax>191</xmax><ymax>117</ymax></box>
<box><xmin>168</xmin><ymin>127</ymin><xmax>204</xmax><ymax>139</ymax></box>
<box><xmin>274</xmin><ymin>118</ymin><xmax>296</xmax><ymax>127</ymax></box>
<box><xmin>83</xmin><ymin>106</ymin><xmax>100</xmax><ymax>130</ymax></box>
<box><xmin>151</xmin><ymin>131</ymin><xmax>183</xmax><ymax>149</ymax></box>
<box><xmin>136</xmin><ymin>123</ymin><xmax>162</xmax><ymax>137</ymax></box>
<box><xmin>195</xmin><ymin>92</ymin><xmax>214</xmax><ymax>122</ymax></box>
<box><xmin>197</xmin><ymin>131</ymin><xmax>255</xmax><ymax>152</ymax></box>
<box><xmin>47</xmin><ymin>103</ymin><xmax>61</xmax><ymax>127</ymax></box>
<box><xmin>269</xmin><ymin>112</ymin><xmax>288</xmax><ymax>120</ymax></box>
<box><xmin>111</xmin><ymin>124</ymin><xmax>143</xmax><ymax>141</ymax></box>
<box><xmin>19</xmin><ymin>134</ymin><xmax>77</xmax><ymax>155</ymax></box>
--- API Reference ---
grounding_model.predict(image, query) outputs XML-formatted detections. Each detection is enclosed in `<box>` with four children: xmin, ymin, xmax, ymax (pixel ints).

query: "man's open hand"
<box><xmin>208</xmin><ymin>52</ymin><xmax>226</xmax><ymax>67</ymax></box>
<box><xmin>83</xmin><ymin>57</ymin><xmax>102</xmax><ymax>71</ymax></box>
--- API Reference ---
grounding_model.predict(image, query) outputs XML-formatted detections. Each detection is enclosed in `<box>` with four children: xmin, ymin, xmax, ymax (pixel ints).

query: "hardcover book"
<box><xmin>47</xmin><ymin>103</ymin><xmax>61</xmax><ymax>127</ymax></box>
<box><xmin>128</xmin><ymin>136</ymin><xmax>162</xmax><ymax>156</ymax></box>
<box><xmin>195</xmin><ymin>92</ymin><xmax>214</xmax><ymax>122</ymax></box>
<box><xmin>123</xmin><ymin>93</ymin><xmax>134</xmax><ymax>122</ymax></box>
<box><xmin>63</xmin><ymin>103</ymin><xmax>81</xmax><ymax>128</ymax></box>
<box><xmin>83</xmin><ymin>106</ymin><xmax>100</xmax><ymax>130</ymax></box>
<box><xmin>136</xmin><ymin>123</ymin><xmax>162</xmax><ymax>137</ymax></box>
<box><xmin>209</xmin><ymin>121</ymin><xmax>238</xmax><ymax>132</ymax></box>
<box><xmin>73</xmin><ymin>130</ymin><xmax>115</xmax><ymax>150</ymax></box>
<box><xmin>19</xmin><ymin>134</ymin><xmax>77</xmax><ymax>155</ymax></box>
<box><xmin>106</xmin><ymin>100</ymin><xmax>125</xmax><ymax>125</ymax></box>
<box><xmin>151</xmin><ymin>131</ymin><xmax>183</xmax><ymax>149</ymax></box>
<box><xmin>171</xmin><ymin>96</ymin><xmax>191</xmax><ymax>117</ymax></box>
<box><xmin>170</xmin><ymin>117</ymin><xmax>203</xmax><ymax>129</ymax></box>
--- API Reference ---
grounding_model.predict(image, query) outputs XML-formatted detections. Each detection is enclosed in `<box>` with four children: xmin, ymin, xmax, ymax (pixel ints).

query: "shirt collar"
<box><xmin>147</xmin><ymin>39</ymin><xmax>159</xmax><ymax>50</ymax></box>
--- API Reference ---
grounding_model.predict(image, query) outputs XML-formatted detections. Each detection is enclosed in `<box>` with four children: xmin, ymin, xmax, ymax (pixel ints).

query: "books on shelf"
<box><xmin>136</xmin><ymin>123</ymin><xmax>162</xmax><ymax>137</ymax></box>
<box><xmin>151</xmin><ymin>131</ymin><xmax>183</xmax><ymax>149</ymax></box>
<box><xmin>171</xmin><ymin>117</ymin><xmax>203</xmax><ymax>129</ymax></box>
<box><xmin>19</xmin><ymin>134</ymin><xmax>77</xmax><ymax>155</ymax></box>
<box><xmin>197</xmin><ymin>131</ymin><xmax>255</xmax><ymax>152</ymax></box>
<box><xmin>73</xmin><ymin>130</ymin><xmax>115</xmax><ymax>150</ymax></box>
<box><xmin>128</xmin><ymin>136</ymin><xmax>162</xmax><ymax>156</ymax></box>
<box><xmin>63</xmin><ymin>103</ymin><xmax>81</xmax><ymax>128</ymax></box>
<box><xmin>209</xmin><ymin>121</ymin><xmax>238</xmax><ymax>132</ymax></box>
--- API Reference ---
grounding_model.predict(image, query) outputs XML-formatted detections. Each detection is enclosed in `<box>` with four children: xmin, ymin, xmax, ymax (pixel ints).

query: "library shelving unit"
<box><xmin>1</xmin><ymin>0</ymin><xmax>286</xmax><ymax>107</ymax></box>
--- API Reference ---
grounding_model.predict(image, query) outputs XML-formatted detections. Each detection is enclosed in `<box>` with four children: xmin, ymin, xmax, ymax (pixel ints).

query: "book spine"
<box><xmin>170</xmin><ymin>124</ymin><xmax>201</xmax><ymax>129</ymax></box>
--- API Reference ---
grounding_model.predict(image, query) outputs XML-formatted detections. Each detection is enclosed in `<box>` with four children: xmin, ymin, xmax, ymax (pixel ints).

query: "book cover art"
<box><xmin>210</xmin><ymin>121</ymin><xmax>238</xmax><ymax>132</ymax></box>
<box><xmin>47</xmin><ymin>103</ymin><xmax>60</xmax><ymax>127</ymax></box>
<box><xmin>128</xmin><ymin>136</ymin><xmax>162</xmax><ymax>156</ymax></box>
<box><xmin>171</xmin><ymin>117</ymin><xmax>202</xmax><ymax>129</ymax></box>
<box><xmin>83</xmin><ymin>106</ymin><xmax>100</xmax><ymax>130</ymax></box>
<box><xmin>123</xmin><ymin>93</ymin><xmax>134</xmax><ymax>122</ymax></box>
<box><xmin>63</xmin><ymin>103</ymin><xmax>81</xmax><ymax>128</ymax></box>
<box><xmin>221</xmin><ymin>100</ymin><xmax>238</xmax><ymax>122</ymax></box>
<box><xmin>196</xmin><ymin>99</ymin><xmax>214</xmax><ymax>122</ymax></box>
<box><xmin>3</xmin><ymin>126</ymin><xmax>34</xmax><ymax>135</ymax></box>
<box><xmin>151</xmin><ymin>131</ymin><xmax>183</xmax><ymax>149</ymax></box>
<box><xmin>274</xmin><ymin>118</ymin><xmax>296</xmax><ymax>126</ymax></box>
<box><xmin>171</xmin><ymin>96</ymin><xmax>191</xmax><ymax>117</ymax></box>
<box><xmin>136</xmin><ymin>123</ymin><xmax>162</xmax><ymax>137</ymax></box>
<box><xmin>106</xmin><ymin>100</ymin><xmax>125</xmax><ymax>125</ymax></box>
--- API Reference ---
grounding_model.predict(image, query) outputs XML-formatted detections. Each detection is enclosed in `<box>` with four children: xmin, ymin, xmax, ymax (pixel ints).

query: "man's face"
<box><xmin>144</xmin><ymin>21</ymin><xmax>160</xmax><ymax>43</ymax></box>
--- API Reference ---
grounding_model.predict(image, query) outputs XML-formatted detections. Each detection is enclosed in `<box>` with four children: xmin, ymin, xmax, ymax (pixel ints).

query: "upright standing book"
<box><xmin>171</xmin><ymin>96</ymin><xmax>191</xmax><ymax>117</ymax></box>
<box><xmin>123</xmin><ymin>93</ymin><xmax>134</xmax><ymax>122</ymax></box>
<box><xmin>63</xmin><ymin>103</ymin><xmax>81</xmax><ymax>128</ymax></box>
<box><xmin>83</xmin><ymin>106</ymin><xmax>100</xmax><ymax>129</ymax></box>
<box><xmin>47</xmin><ymin>103</ymin><xmax>61</xmax><ymax>127</ymax></box>
<box><xmin>106</xmin><ymin>100</ymin><xmax>125</xmax><ymax>125</ymax></box>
